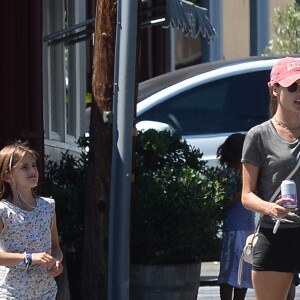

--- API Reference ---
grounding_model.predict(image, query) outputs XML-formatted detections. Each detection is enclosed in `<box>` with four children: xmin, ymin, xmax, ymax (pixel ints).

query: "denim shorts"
<box><xmin>253</xmin><ymin>226</ymin><xmax>300</xmax><ymax>272</ymax></box>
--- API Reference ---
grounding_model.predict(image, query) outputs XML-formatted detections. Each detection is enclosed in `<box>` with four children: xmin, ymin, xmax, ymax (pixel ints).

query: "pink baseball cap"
<box><xmin>268</xmin><ymin>56</ymin><xmax>300</xmax><ymax>87</ymax></box>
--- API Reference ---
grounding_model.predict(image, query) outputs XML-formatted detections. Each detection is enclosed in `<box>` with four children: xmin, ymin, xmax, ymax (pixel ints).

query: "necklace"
<box><xmin>16</xmin><ymin>190</ymin><xmax>36</xmax><ymax>211</ymax></box>
<box><xmin>273</xmin><ymin>117</ymin><xmax>300</xmax><ymax>141</ymax></box>
<box><xmin>15</xmin><ymin>189</ymin><xmax>50</xmax><ymax>213</ymax></box>
<box><xmin>273</xmin><ymin>117</ymin><xmax>300</xmax><ymax>130</ymax></box>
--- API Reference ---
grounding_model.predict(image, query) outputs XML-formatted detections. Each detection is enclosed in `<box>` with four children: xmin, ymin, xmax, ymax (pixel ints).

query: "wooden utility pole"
<box><xmin>82</xmin><ymin>0</ymin><xmax>117</xmax><ymax>299</ymax></box>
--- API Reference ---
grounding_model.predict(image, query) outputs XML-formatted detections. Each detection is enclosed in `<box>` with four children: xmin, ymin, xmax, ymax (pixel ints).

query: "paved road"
<box><xmin>198</xmin><ymin>285</ymin><xmax>300</xmax><ymax>299</ymax></box>
<box><xmin>198</xmin><ymin>262</ymin><xmax>300</xmax><ymax>299</ymax></box>
<box><xmin>198</xmin><ymin>285</ymin><xmax>255</xmax><ymax>299</ymax></box>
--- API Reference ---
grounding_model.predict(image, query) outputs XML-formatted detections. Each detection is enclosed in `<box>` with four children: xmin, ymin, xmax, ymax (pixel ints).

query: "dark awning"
<box><xmin>165</xmin><ymin>0</ymin><xmax>216</xmax><ymax>40</ymax></box>
<box><xmin>44</xmin><ymin>0</ymin><xmax>216</xmax><ymax>46</ymax></box>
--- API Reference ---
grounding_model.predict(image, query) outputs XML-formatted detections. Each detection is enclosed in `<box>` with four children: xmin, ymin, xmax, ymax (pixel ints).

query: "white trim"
<box><xmin>45</xmin><ymin>139</ymin><xmax>82</xmax><ymax>154</ymax></box>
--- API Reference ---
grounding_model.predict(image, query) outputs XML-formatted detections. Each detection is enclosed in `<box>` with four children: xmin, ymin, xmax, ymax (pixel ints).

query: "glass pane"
<box><xmin>138</xmin><ymin>70</ymin><xmax>270</xmax><ymax>135</ymax></box>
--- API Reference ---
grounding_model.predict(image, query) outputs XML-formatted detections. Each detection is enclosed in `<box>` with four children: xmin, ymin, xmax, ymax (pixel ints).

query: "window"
<box><xmin>43</xmin><ymin>0</ymin><xmax>87</xmax><ymax>149</ymax></box>
<box><xmin>137</xmin><ymin>70</ymin><xmax>270</xmax><ymax>136</ymax></box>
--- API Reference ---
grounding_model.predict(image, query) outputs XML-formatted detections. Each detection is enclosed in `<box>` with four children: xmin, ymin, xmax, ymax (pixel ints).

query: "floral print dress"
<box><xmin>0</xmin><ymin>197</ymin><xmax>57</xmax><ymax>299</ymax></box>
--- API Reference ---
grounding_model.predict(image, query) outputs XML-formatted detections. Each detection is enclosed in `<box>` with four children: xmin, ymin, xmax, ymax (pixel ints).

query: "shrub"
<box><xmin>131</xmin><ymin>129</ymin><xmax>227</xmax><ymax>264</ymax></box>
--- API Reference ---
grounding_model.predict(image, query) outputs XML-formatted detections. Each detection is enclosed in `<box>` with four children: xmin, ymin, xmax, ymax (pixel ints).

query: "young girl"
<box><xmin>0</xmin><ymin>141</ymin><xmax>63</xmax><ymax>299</ymax></box>
<box><xmin>217</xmin><ymin>133</ymin><xmax>255</xmax><ymax>300</ymax></box>
<box><xmin>242</xmin><ymin>56</ymin><xmax>300</xmax><ymax>300</ymax></box>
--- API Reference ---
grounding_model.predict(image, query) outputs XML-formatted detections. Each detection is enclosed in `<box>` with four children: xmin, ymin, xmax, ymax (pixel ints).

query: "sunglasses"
<box><xmin>286</xmin><ymin>82</ymin><xmax>300</xmax><ymax>93</ymax></box>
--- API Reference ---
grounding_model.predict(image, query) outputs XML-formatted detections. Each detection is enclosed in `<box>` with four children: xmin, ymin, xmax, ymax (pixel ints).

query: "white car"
<box><xmin>136</xmin><ymin>56</ymin><xmax>283</xmax><ymax>166</ymax></box>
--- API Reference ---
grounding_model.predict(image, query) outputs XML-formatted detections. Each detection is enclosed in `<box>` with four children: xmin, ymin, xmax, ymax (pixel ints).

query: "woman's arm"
<box><xmin>242</xmin><ymin>162</ymin><xmax>289</xmax><ymax>218</ymax></box>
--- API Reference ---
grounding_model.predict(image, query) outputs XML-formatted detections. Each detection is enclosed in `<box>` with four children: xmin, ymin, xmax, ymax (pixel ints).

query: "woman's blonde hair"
<box><xmin>0</xmin><ymin>141</ymin><xmax>38</xmax><ymax>199</ymax></box>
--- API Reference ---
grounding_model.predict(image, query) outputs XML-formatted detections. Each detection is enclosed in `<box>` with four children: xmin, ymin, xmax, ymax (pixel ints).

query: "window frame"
<box><xmin>43</xmin><ymin>0</ymin><xmax>87</xmax><ymax>150</ymax></box>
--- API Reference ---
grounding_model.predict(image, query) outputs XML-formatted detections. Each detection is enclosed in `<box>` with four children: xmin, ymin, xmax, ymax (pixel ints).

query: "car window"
<box><xmin>137</xmin><ymin>70</ymin><xmax>270</xmax><ymax>135</ymax></box>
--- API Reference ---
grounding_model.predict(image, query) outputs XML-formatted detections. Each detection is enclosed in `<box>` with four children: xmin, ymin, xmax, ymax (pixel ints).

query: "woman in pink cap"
<box><xmin>241</xmin><ymin>56</ymin><xmax>300</xmax><ymax>300</ymax></box>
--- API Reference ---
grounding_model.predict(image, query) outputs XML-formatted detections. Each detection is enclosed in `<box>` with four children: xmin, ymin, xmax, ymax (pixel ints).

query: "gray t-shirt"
<box><xmin>242</xmin><ymin>120</ymin><xmax>300</xmax><ymax>228</ymax></box>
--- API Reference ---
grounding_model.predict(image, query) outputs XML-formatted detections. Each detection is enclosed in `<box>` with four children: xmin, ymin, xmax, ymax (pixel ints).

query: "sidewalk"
<box><xmin>200</xmin><ymin>261</ymin><xmax>219</xmax><ymax>286</ymax></box>
<box><xmin>198</xmin><ymin>261</ymin><xmax>300</xmax><ymax>299</ymax></box>
<box><xmin>197</xmin><ymin>261</ymin><xmax>251</xmax><ymax>300</ymax></box>
<box><xmin>198</xmin><ymin>261</ymin><xmax>252</xmax><ymax>299</ymax></box>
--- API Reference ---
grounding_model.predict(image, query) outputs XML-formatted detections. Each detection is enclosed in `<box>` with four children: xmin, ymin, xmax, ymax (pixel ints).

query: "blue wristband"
<box><xmin>25</xmin><ymin>253</ymin><xmax>32</xmax><ymax>269</ymax></box>
<box><xmin>18</xmin><ymin>252</ymin><xmax>32</xmax><ymax>273</ymax></box>
<box><xmin>25</xmin><ymin>253</ymin><xmax>32</xmax><ymax>274</ymax></box>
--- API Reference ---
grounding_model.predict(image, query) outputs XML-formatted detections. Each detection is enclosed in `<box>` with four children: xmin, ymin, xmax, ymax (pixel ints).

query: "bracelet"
<box><xmin>25</xmin><ymin>253</ymin><xmax>32</xmax><ymax>269</ymax></box>
<box><xmin>18</xmin><ymin>252</ymin><xmax>32</xmax><ymax>273</ymax></box>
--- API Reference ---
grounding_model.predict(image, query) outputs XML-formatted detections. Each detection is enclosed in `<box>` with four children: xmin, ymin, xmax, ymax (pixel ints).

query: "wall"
<box><xmin>223</xmin><ymin>0</ymin><xmax>249</xmax><ymax>59</ymax></box>
<box><xmin>0</xmin><ymin>0</ymin><xmax>44</xmax><ymax>175</ymax></box>
<box><xmin>223</xmin><ymin>0</ymin><xmax>292</xmax><ymax>60</ymax></box>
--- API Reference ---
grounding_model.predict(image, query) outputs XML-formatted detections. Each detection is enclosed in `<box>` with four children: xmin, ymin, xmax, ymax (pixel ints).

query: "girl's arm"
<box><xmin>0</xmin><ymin>218</ymin><xmax>26</xmax><ymax>265</ymax></box>
<box><xmin>0</xmin><ymin>251</ymin><xmax>29</xmax><ymax>266</ymax></box>
<box><xmin>242</xmin><ymin>162</ymin><xmax>288</xmax><ymax>218</ymax></box>
<box><xmin>50</xmin><ymin>214</ymin><xmax>63</xmax><ymax>262</ymax></box>
<box><xmin>47</xmin><ymin>213</ymin><xmax>63</xmax><ymax>277</ymax></box>
<box><xmin>0</xmin><ymin>218</ymin><xmax>56</xmax><ymax>268</ymax></box>
<box><xmin>0</xmin><ymin>251</ymin><xmax>55</xmax><ymax>267</ymax></box>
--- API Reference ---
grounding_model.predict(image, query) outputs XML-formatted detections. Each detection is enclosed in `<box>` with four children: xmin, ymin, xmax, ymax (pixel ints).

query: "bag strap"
<box><xmin>237</xmin><ymin>252</ymin><xmax>244</xmax><ymax>286</ymax></box>
<box><xmin>269</xmin><ymin>156</ymin><xmax>300</xmax><ymax>203</ymax></box>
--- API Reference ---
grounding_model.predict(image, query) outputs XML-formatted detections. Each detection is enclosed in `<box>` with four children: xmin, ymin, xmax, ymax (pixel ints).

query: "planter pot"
<box><xmin>130</xmin><ymin>262</ymin><xmax>201</xmax><ymax>300</ymax></box>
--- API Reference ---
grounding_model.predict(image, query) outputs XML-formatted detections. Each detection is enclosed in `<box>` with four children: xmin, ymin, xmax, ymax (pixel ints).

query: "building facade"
<box><xmin>0</xmin><ymin>0</ymin><xmax>294</xmax><ymax>160</ymax></box>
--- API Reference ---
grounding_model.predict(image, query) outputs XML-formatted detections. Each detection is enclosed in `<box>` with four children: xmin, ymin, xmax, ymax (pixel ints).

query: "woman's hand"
<box><xmin>268</xmin><ymin>198</ymin><xmax>295</xmax><ymax>218</ymax></box>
